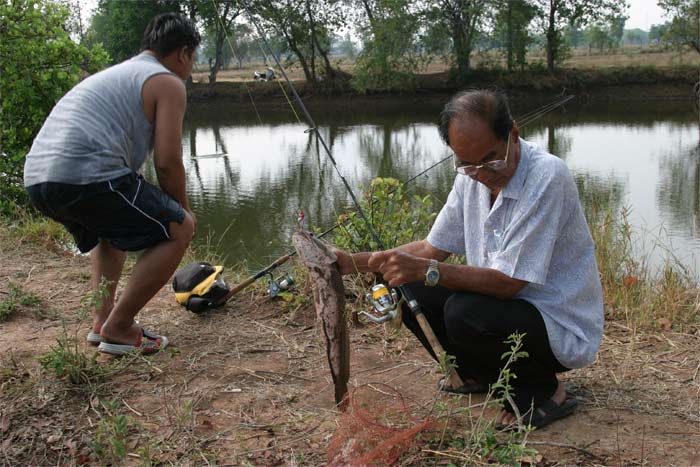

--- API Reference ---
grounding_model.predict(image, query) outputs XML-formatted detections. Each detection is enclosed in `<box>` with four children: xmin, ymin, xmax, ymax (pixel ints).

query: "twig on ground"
<box><xmin>24</xmin><ymin>266</ymin><xmax>35</xmax><ymax>284</ymax></box>
<box><xmin>369</xmin><ymin>362</ymin><xmax>414</xmax><ymax>375</ymax></box>
<box><xmin>234</xmin><ymin>422</ymin><xmax>322</xmax><ymax>457</ymax></box>
<box><xmin>527</xmin><ymin>440</ymin><xmax>606</xmax><ymax>462</ymax></box>
<box><xmin>122</xmin><ymin>398</ymin><xmax>143</xmax><ymax>417</ymax></box>
<box><xmin>421</xmin><ymin>449</ymin><xmax>467</xmax><ymax>461</ymax></box>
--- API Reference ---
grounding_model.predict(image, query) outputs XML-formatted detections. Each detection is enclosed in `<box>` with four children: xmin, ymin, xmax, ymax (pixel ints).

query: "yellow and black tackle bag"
<box><xmin>172</xmin><ymin>262</ymin><xmax>230</xmax><ymax>313</ymax></box>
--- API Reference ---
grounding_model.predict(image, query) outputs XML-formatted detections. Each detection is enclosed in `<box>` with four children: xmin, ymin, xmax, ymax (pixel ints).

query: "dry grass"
<box><xmin>591</xmin><ymin>207</ymin><xmax>700</xmax><ymax>331</ymax></box>
<box><xmin>191</xmin><ymin>48</ymin><xmax>697</xmax><ymax>85</ymax></box>
<box><xmin>0</xmin><ymin>212</ymin><xmax>72</xmax><ymax>254</ymax></box>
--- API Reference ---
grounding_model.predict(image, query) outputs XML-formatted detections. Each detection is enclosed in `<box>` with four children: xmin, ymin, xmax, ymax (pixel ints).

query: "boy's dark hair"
<box><xmin>141</xmin><ymin>13</ymin><xmax>201</xmax><ymax>57</ymax></box>
<box><xmin>438</xmin><ymin>90</ymin><xmax>514</xmax><ymax>146</ymax></box>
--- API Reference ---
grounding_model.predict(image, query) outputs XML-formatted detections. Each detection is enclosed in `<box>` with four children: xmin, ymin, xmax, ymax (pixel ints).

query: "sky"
<box><xmin>78</xmin><ymin>0</ymin><xmax>669</xmax><ymax>32</ymax></box>
<box><xmin>625</xmin><ymin>0</ymin><xmax>667</xmax><ymax>30</ymax></box>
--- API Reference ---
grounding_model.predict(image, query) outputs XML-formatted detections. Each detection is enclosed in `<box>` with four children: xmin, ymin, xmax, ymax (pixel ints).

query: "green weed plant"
<box><xmin>90</xmin><ymin>399</ymin><xmax>136</xmax><ymax>465</ymax></box>
<box><xmin>38</xmin><ymin>280</ymin><xmax>118</xmax><ymax>390</ymax></box>
<box><xmin>431</xmin><ymin>333</ymin><xmax>539</xmax><ymax>466</ymax></box>
<box><xmin>2</xmin><ymin>209</ymin><xmax>71</xmax><ymax>252</ymax></box>
<box><xmin>0</xmin><ymin>281</ymin><xmax>42</xmax><ymax>321</ymax></box>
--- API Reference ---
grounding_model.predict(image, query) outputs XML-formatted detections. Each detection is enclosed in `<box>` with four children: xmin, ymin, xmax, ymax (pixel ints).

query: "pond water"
<box><xmin>155</xmin><ymin>97</ymin><xmax>700</xmax><ymax>277</ymax></box>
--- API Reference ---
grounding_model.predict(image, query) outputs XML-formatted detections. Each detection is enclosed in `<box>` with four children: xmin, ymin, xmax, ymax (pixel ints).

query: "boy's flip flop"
<box><xmin>87</xmin><ymin>332</ymin><xmax>103</xmax><ymax>346</ymax></box>
<box><xmin>98</xmin><ymin>329</ymin><xmax>168</xmax><ymax>356</ymax></box>
<box><xmin>87</xmin><ymin>320</ymin><xmax>144</xmax><ymax>346</ymax></box>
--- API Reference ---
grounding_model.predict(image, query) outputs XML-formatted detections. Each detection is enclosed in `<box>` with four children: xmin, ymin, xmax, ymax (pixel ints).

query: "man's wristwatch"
<box><xmin>424</xmin><ymin>259</ymin><xmax>440</xmax><ymax>287</ymax></box>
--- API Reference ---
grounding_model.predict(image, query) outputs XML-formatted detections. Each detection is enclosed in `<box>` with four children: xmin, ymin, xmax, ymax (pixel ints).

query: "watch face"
<box><xmin>427</xmin><ymin>271</ymin><xmax>439</xmax><ymax>281</ymax></box>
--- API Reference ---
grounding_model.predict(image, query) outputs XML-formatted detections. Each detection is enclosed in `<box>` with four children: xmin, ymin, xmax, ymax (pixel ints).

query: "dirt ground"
<box><xmin>1</xmin><ymin>236</ymin><xmax>700</xmax><ymax>466</ymax></box>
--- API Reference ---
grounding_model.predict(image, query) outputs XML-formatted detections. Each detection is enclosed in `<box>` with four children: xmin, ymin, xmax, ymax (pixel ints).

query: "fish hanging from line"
<box><xmin>292</xmin><ymin>229</ymin><xmax>349</xmax><ymax>410</ymax></box>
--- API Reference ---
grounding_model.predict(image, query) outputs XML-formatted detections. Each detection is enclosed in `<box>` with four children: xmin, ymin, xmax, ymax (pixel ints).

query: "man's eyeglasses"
<box><xmin>454</xmin><ymin>134</ymin><xmax>511</xmax><ymax>177</ymax></box>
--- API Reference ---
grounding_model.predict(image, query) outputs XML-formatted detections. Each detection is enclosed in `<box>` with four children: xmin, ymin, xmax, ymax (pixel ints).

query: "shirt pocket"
<box><xmin>484</xmin><ymin>227</ymin><xmax>505</xmax><ymax>254</ymax></box>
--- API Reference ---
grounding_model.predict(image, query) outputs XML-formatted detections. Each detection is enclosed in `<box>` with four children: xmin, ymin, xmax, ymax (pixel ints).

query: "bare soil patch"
<box><xmin>1</xmin><ymin>235</ymin><xmax>699</xmax><ymax>466</ymax></box>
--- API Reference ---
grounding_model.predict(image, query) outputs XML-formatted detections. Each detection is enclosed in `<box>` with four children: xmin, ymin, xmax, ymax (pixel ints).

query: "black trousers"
<box><xmin>400</xmin><ymin>282</ymin><xmax>568</xmax><ymax>413</ymax></box>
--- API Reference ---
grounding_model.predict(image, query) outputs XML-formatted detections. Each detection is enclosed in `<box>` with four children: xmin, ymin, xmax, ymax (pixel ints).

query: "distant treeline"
<box><xmin>74</xmin><ymin>0</ymin><xmax>700</xmax><ymax>92</ymax></box>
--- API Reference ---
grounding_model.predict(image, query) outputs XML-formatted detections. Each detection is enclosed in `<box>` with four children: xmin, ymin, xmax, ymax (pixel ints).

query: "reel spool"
<box><xmin>360</xmin><ymin>284</ymin><xmax>400</xmax><ymax>324</ymax></box>
<box><xmin>267</xmin><ymin>273</ymin><xmax>295</xmax><ymax>297</ymax></box>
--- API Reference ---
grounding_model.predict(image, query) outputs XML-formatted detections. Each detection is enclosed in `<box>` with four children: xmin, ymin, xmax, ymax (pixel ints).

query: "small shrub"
<box><xmin>589</xmin><ymin>205</ymin><xmax>699</xmax><ymax>329</ymax></box>
<box><xmin>38</xmin><ymin>283</ymin><xmax>116</xmax><ymax>389</ymax></box>
<box><xmin>428</xmin><ymin>333</ymin><xmax>539</xmax><ymax>466</ymax></box>
<box><xmin>38</xmin><ymin>335</ymin><xmax>108</xmax><ymax>387</ymax></box>
<box><xmin>0</xmin><ymin>281</ymin><xmax>42</xmax><ymax>321</ymax></box>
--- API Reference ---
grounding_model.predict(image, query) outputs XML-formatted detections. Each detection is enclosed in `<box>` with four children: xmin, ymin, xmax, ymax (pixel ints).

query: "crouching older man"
<box><xmin>334</xmin><ymin>90</ymin><xmax>604</xmax><ymax>429</ymax></box>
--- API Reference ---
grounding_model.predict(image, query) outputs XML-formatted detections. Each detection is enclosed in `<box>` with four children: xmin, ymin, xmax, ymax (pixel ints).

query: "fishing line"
<box><xmin>238</xmin><ymin>1</ymin><xmax>511</xmax><ymax>384</ymax></box>
<box><xmin>211</xmin><ymin>0</ymin><xmax>264</xmax><ymax>125</ymax></box>
<box><xmin>222</xmin><ymin>95</ymin><xmax>576</xmax><ymax>298</ymax></box>
<box><xmin>212</xmin><ymin>2</ymin><xmax>576</xmax><ymax>355</ymax></box>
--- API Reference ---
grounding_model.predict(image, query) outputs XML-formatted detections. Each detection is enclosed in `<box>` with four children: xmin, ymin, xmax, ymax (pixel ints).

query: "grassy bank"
<box><xmin>2</xmin><ymin>192</ymin><xmax>700</xmax><ymax>465</ymax></box>
<box><xmin>187</xmin><ymin>64</ymin><xmax>700</xmax><ymax>103</ymax></box>
<box><xmin>4</xmin><ymin>191</ymin><xmax>698</xmax><ymax>333</ymax></box>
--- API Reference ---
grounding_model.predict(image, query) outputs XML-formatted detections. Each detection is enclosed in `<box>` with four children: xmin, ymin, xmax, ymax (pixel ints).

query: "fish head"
<box><xmin>292</xmin><ymin>230</ymin><xmax>338</xmax><ymax>268</ymax></box>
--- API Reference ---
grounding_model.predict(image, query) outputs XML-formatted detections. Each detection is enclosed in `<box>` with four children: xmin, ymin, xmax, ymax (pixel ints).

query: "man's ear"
<box><xmin>511</xmin><ymin>124</ymin><xmax>520</xmax><ymax>140</ymax></box>
<box><xmin>178</xmin><ymin>46</ymin><xmax>191</xmax><ymax>63</ymax></box>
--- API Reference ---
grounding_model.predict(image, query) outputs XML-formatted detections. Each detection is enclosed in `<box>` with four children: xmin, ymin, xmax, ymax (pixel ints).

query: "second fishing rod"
<box><xmin>238</xmin><ymin>1</ymin><xmax>578</xmax><ymax>388</ymax></box>
<box><xmin>217</xmin><ymin>94</ymin><xmax>574</xmax><ymax>304</ymax></box>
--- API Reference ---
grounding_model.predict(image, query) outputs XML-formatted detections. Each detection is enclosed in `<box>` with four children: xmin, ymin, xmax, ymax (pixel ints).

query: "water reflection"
<box><xmin>657</xmin><ymin>140</ymin><xmax>700</xmax><ymax>241</ymax></box>
<box><xmin>171</xmin><ymin>99</ymin><xmax>699</xmax><ymax>274</ymax></box>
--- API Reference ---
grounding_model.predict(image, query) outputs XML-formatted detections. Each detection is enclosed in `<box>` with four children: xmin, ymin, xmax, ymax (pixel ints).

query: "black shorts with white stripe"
<box><xmin>26</xmin><ymin>172</ymin><xmax>185</xmax><ymax>253</ymax></box>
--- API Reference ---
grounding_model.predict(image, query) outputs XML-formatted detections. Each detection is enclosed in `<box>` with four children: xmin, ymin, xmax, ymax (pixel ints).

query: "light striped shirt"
<box><xmin>427</xmin><ymin>138</ymin><xmax>604</xmax><ymax>369</ymax></box>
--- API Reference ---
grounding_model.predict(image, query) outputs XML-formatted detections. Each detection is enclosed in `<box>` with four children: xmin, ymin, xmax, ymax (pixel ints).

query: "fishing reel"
<box><xmin>267</xmin><ymin>273</ymin><xmax>295</xmax><ymax>298</ymax></box>
<box><xmin>360</xmin><ymin>284</ymin><xmax>401</xmax><ymax>324</ymax></box>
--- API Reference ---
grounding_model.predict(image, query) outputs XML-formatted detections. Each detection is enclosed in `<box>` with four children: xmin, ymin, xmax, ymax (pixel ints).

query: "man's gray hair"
<box><xmin>438</xmin><ymin>90</ymin><xmax>514</xmax><ymax>146</ymax></box>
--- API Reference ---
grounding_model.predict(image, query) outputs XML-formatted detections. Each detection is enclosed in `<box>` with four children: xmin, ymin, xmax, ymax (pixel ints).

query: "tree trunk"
<box><xmin>209</xmin><ymin>30</ymin><xmax>224</xmax><ymax>84</ymax></box>
<box><xmin>506</xmin><ymin>0</ymin><xmax>513</xmax><ymax>72</ymax></box>
<box><xmin>443</xmin><ymin>0</ymin><xmax>482</xmax><ymax>80</ymax></box>
<box><xmin>545</xmin><ymin>0</ymin><xmax>557</xmax><ymax>73</ymax></box>
<box><xmin>361</xmin><ymin>0</ymin><xmax>376</xmax><ymax>33</ymax></box>
<box><xmin>208</xmin><ymin>3</ymin><xmax>232</xmax><ymax>85</ymax></box>
<box><xmin>317</xmin><ymin>42</ymin><xmax>336</xmax><ymax>79</ymax></box>
<box><xmin>284</xmin><ymin>31</ymin><xmax>315</xmax><ymax>84</ymax></box>
<box><xmin>306</xmin><ymin>0</ymin><xmax>335</xmax><ymax>81</ymax></box>
<box><xmin>186</xmin><ymin>0</ymin><xmax>198</xmax><ymax>86</ymax></box>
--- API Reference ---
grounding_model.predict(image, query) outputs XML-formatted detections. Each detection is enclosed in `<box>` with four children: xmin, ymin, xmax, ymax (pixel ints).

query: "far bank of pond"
<box><xmin>187</xmin><ymin>65</ymin><xmax>700</xmax><ymax>104</ymax></box>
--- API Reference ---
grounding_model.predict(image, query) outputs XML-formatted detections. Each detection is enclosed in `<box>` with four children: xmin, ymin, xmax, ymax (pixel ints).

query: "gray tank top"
<box><xmin>24</xmin><ymin>52</ymin><xmax>176</xmax><ymax>186</ymax></box>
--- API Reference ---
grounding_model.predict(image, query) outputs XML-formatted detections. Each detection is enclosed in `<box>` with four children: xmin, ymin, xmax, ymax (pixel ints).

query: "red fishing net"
<box><xmin>327</xmin><ymin>383</ymin><xmax>437</xmax><ymax>466</ymax></box>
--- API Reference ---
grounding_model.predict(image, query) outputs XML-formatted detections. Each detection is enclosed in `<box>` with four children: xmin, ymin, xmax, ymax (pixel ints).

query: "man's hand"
<box><xmin>186</xmin><ymin>209</ymin><xmax>197</xmax><ymax>238</ymax></box>
<box><xmin>368</xmin><ymin>250</ymin><xmax>430</xmax><ymax>287</ymax></box>
<box><xmin>332</xmin><ymin>247</ymin><xmax>358</xmax><ymax>275</ymax></box>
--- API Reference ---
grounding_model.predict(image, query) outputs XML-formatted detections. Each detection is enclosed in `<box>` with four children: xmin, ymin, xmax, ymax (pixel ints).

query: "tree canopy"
<box><xmin>658</xmin><ymin>0</ymin><xmax>700</xmax><ymax>54</ymax></box>
<box><xmin>0</xmin><ymin>0</ymin><xmax>109</xmax><ymax>215</ymax></box>
<box><xmin>87</xmin><ymin>0</ymin><xmax>182</xmax><ymax>64</ymax></box>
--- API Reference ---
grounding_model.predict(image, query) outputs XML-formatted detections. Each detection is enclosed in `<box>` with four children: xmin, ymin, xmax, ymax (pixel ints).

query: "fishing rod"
<box><xmin>216</xmin><ymin>94</ymin><xmax>574</xmax><ymax>305</ymax></box>
<box><xmin>232</xmin><ymin>2</ymin><xmax>578</xmax><ymax>389</ymax></box>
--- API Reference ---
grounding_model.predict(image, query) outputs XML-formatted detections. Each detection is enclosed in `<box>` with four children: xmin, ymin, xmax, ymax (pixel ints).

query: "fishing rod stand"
<box><xmin>244</xmin><ymin>2</ymin><xmax>464</xmax><ymax>388</ymax></box>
